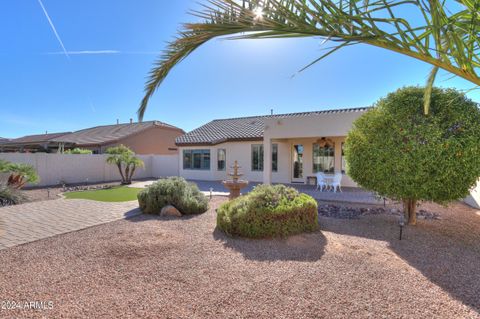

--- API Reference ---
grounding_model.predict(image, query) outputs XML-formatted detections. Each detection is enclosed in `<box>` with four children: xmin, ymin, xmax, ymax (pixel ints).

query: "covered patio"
<box><xmin>261</xmin><ymin>108</ymin><xmax>365</xmax><ymax>187</ymax></box>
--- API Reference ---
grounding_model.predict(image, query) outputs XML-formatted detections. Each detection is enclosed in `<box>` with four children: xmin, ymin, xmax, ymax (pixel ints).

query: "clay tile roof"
<box><xmin>3</xmin><ymin>132</ymin><xmax>71</xmax><ymax>145</ymax></box>
<box><xmin>52</xmin><ymin>120</ymin><xmax>183</xmax><ymax>146</ymax></box>
<box><xmin>176</xmin><ymin>107</ymin><xmax>370</xmax><ymax>146</ymax></box>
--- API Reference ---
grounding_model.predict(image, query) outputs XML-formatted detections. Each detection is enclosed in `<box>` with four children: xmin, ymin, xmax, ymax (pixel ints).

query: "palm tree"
<box><xmin>0</xmin><ymin>160</ymin><xmax>39</xmax><ymax>189</ymax></box>
<box><xmin>105</xmin><ymin>145</ymin><xmax>144</xmax><ymax>184</ymax></box>
<box><xmin>139</xmin><ymin>0</ymin><xmax>479</xmax><ymax>119</ymax></box>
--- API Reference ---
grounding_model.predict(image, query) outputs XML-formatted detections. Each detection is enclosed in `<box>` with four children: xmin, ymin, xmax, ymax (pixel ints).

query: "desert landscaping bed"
<box><xmin>0</xmin><ymin>197</ymin><xmax>479</xmax><ymax>318</ymax></box>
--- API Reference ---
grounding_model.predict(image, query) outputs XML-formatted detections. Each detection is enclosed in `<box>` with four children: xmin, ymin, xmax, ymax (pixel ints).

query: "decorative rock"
<box><xmin>318</xmin><ymin>204</ymin><xmax>440</xmax><ymax>220</ymax></box>
<box><xmin>64</xmin><ymin>185</ymin><xmax>112</xmax><ymax>192</ymax></box>
<box><xmin>160</xmin><ymin>205</ymin><xmax>182</xmax><ymax>217</ymax></box>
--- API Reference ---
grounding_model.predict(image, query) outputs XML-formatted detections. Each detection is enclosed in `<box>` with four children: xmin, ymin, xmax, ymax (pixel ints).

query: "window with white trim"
<box><xmin>217</xmin><ymin>149</ymin><xmax>226</xmax><ymax>171</ymax></box>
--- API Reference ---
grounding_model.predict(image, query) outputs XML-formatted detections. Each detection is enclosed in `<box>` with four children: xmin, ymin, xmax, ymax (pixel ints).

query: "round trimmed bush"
<box><xmin>137</xmin><ymin>177</ymin><xmax>208</xmax><ymax>215</ymax></box>
<box><xmin>216</xmin><ymin>184</ymin><xmax>318</xmax><ymax>238</ymax></box>
<box><xmin>345</xmin><ymin>86</ymin><xmax>480</xmax><ymax>225</ymax></box>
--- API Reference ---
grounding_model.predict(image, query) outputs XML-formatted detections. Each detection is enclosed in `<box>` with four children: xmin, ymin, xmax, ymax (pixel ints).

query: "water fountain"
<box><xmin>222</xmin><ymin>160</ymin><xmax>249</xmax><ymax>199</ymax></box>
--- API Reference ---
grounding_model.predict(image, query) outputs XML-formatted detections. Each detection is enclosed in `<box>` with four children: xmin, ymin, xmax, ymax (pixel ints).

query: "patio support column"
<box><xmin>335</xmin><ymin>140</ymin><xmax>342</xmax><ymax>173</ymax></box>
<box><xmin>263</xmin><ymin>138</ymin><xmax>272</xmax><ymax>185</ymax></box>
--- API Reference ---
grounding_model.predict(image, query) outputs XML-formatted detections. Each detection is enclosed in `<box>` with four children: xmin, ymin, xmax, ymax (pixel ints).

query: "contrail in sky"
<box><xmin>46</xmin><ymin>50</ymin><xmax>120</xmax><ymax>55</ymax></box>
<box><xmin>45</xmin><ymin>50</ymin><xmax>160</xmax><ymax>55</ymax></box>
<box><xmin>37</xmin><ymin>0</ymin><xmax>69</xmax><ymax>58</ymax></box>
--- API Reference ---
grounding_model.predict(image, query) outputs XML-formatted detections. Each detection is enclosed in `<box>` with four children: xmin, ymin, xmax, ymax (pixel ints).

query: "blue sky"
<box><xmin>0</xmin><ymin>0</ymin><xmax>478</xmax><ymax>138</ymax></box>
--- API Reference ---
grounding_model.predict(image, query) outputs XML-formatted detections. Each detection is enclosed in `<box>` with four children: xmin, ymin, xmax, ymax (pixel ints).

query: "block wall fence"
<box><xmin>0</xmin><ymin>153</ymin><xmax>179</xmax><ymax>187</ymax></box>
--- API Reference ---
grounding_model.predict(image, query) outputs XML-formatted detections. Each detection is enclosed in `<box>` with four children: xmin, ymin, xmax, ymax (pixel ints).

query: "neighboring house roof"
<box><xmin>52</xmin><ymin>121</ymin><xmax>184</xmax><ymax>146</ymax></box>
<box><xmin>2</xmin><ymin>132</ymin><xmax>71</xmax><ymax>146</ymax></box>
<box><xmin>176</xmin><ymin>107</ymin><xmax>370</xmax><ymax>146</ymax></box>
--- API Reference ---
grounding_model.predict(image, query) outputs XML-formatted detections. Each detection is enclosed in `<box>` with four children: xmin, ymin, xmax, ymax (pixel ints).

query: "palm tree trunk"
<box><xmin>124</xmin><ymin>165</ymin><xmax>131</xmax><ymax>185</ymax></box>
<box><xmin>129</xmin><ymin>165</ymin><xmax>137</xmax><ymax>183</ymax></box>
<box><xmin>116</xmin><ymin>163</ymin><xmax>126</xmax><ymax>184</ymax></box>
<box><xmin>15</xmin><ymin>177</ymin><xmax>27</xmax><ymax>189</ymax></box>
<box><xmin>8</xmin><ymin>174</ymin><xmax>24</xmax><ymax>189</ymax></box>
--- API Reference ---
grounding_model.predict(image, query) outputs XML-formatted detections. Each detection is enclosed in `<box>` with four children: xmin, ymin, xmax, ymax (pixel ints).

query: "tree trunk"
<box><xmin>7</xmin><ymin>174</ymin><xmax>25</xmax><ymax>189</ymax></box>
<box><xmin>15</xmin><ymin>177</ymin><xmax>27</xmax><ymax>189</ymax></box>
<box><xmin>124</xmin><ymin>165</ymin><xmax>131</xmax><ymax>185</ymax></box>
<box><xmin>403</xmin><ymin>199</ymin><xmax>417</xmax><ymax>225</ymax></box>
<box><xmin>116</xmin><ymin>163</ymin><xmax>126</xmax><ymax>184</ymax></box>
<box><xmin>129</xmin><ymin>165</ymin><xmax>136</xmax><ymax>183</ymax></box>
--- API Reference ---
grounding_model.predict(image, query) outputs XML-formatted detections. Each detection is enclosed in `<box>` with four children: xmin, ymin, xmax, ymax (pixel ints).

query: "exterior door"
<box><xmin>292</xmin><ymin>144</ymin><xmax>304</xmax><ymax>183</ymax></box>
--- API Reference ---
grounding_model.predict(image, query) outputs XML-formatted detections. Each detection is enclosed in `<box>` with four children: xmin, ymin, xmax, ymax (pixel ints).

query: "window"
<box><xmin>183</xmin><ymin>149</ymin><xmax>210</xmax><ymax>170</ymax></box>
<box><xmin>341</xmin><ymin>143</ymin><xmax>346</xmax><ymax>174</ymax></box>
<box><xmin>251</xmin><ymin>144</ymin><xmax>264</xmax><ymax>171</ymax></box>
<box><xmin>272</xmin><ymin>144</ymin><xmax>278</xmax><ymax>172</ymax></box>
<box><xmin>217</xmin><ymin>149</ymin><xmax>226</xmax><ymax>171</ymax></box>
<box><xmin>313</xmin><ymin>144</ymin><xmax>335</xmax><ymax>173</ymax></box>
<box><xmin>251</xmin><ymin>144</ymin><xmax>278</xmax><ymax>172</ymax></box>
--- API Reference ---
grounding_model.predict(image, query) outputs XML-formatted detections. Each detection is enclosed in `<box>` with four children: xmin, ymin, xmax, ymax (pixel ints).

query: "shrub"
<box><xmin>137</xmin><ymin>177</ymin><xmax>208</xmax><ymax>215</ymax></box>
<box><xmin>65</xmin><ymin>148</ymin><xmax>93</xmax><ymax>154</ymax></box>
<box><xmin>345</xmin><ymin>86</ymin><xmax>480</xmax><ymax>225</ymax></box>
<box><xmin>0</xmin><ymin>160</ymin><xmax>39</xmax><ymax>189</ymax></box>
<box><xmin>216</xmin><ymin>184</ymin><xmax>318</xmax><ymax>238</ymax></box>
<box><xmin>0</xmin><ymin>184</ymin><xmax>26</xmax><ymax>207</ymax></box>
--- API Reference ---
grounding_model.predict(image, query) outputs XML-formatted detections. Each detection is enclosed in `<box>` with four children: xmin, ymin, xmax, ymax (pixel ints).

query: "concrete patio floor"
<box><xmin>131</xmin><ymin>180</ymin><xmax>384</xmax><ymax>205</ymax></box>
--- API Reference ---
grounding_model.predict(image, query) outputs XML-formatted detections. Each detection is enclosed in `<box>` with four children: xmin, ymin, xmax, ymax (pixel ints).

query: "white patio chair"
<box><xmin>331</xmin><ymin>173</ymin><xmax>343</xmax><ymax>193</ymax></box>
<box><xmin>316</xmin><ymin>172</ymin><xmax>328</xmax><ymax>192</ymax></box>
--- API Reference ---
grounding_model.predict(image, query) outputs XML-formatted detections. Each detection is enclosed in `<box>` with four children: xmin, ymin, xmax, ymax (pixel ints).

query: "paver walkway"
<box><xmin>0</xmin><ymin>199</ymin><xmax>140</xmax><ymax>250</ymax></box>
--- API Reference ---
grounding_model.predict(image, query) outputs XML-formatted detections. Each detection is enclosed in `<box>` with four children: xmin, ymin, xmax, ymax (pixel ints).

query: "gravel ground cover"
<box><xmin>0</xmin><ymin>197</ymin><xmax>479</xmax><ymax>318</ymax></box>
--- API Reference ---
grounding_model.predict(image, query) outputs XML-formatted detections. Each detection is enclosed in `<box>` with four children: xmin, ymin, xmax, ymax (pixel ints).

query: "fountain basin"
<box><xmin>222</xmin><ymin>180</ymin><xmax>249</xmax><ymax>199</ymax></box>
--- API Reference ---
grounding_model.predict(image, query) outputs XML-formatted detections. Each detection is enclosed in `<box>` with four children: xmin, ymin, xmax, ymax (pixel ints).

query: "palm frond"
<box><xmin>139</xmin><ymin>0</ymin><xmax>480</xmax><ymax>120</ymax></box>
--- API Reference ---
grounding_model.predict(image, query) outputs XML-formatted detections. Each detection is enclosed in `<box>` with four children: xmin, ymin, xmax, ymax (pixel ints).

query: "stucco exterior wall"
<box><xmin>99</xmin><ymin>126</ymin><xmax>183</xmax><ymax>155</ymax></box>
<box><xmin>178</xmin><ymin>137</ymin><xmax>356</xmax><ymax>186</ymax></box>
<box><xmin>263</xmin><ymin>111</ymin><xmax>365</xmax><ymax>139</ymax></box>
<box><xmin>178</xmin><ymin>142</ymin><xmax>265</xmax><ymax>183</ymax></box>
<box><xmin>177</xmin><ymin>111</ymin><xmax>368</xmax><ymax>185</ymax></box>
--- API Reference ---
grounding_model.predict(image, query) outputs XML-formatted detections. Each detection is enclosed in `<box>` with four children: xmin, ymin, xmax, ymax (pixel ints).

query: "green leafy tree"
<box><xmin>345</xmin><ymin>86</ymin><xmax>480</xmax><ymax>225</ymax></box>
<box><xmin>105</xmin><ymin>145</ymin><xmax>144</xmax><ymax>184</ymax></box>
<box><xmin>138</xmin><ymin>0</ymin><xmax>480</xmax><ymax>119</ymax></box>
<box><xmin>64</xmin><ymin>148</ymin><xmax>93</xmax><ymax>154</ymax></box>
<box><xmin>0</xmin><ymin>160</ymin><xmax>40</xmax><ymax>189</ymax></box>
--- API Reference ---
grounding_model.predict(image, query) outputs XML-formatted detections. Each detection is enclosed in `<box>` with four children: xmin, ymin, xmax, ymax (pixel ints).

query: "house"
<box><xmin>51</xmin><ymin>120</ymin><xmax>184</xmax><ymax>155</ymax></box>
<box><xmin>0</xmin><ymin>132</ymin><xmax>72</xmax><ymax>153</ymax></box>
<box><xmin>176</xmin><ymin>107</ymin><xmax>369</xmax><ymax>186</ymax></box>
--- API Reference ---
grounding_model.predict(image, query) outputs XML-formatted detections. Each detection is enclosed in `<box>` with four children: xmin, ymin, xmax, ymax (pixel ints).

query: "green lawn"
<box><xmin>64</xmin><ymin>186</ymin><xmax>142</xmax><ymax>202</ymax></box>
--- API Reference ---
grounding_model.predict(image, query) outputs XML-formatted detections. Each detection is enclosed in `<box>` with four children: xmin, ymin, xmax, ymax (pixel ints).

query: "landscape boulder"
<box><xmin>160</xmin><ymin>205</ymin><xmax>182</xmax><ymax>217</ymax></box>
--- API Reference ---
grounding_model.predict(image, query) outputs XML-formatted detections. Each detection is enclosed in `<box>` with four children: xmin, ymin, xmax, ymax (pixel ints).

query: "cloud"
<box><xmin>37</xmin><ymin>0</ymin><xmax>69</xmax><ymax>58</ymax></box>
